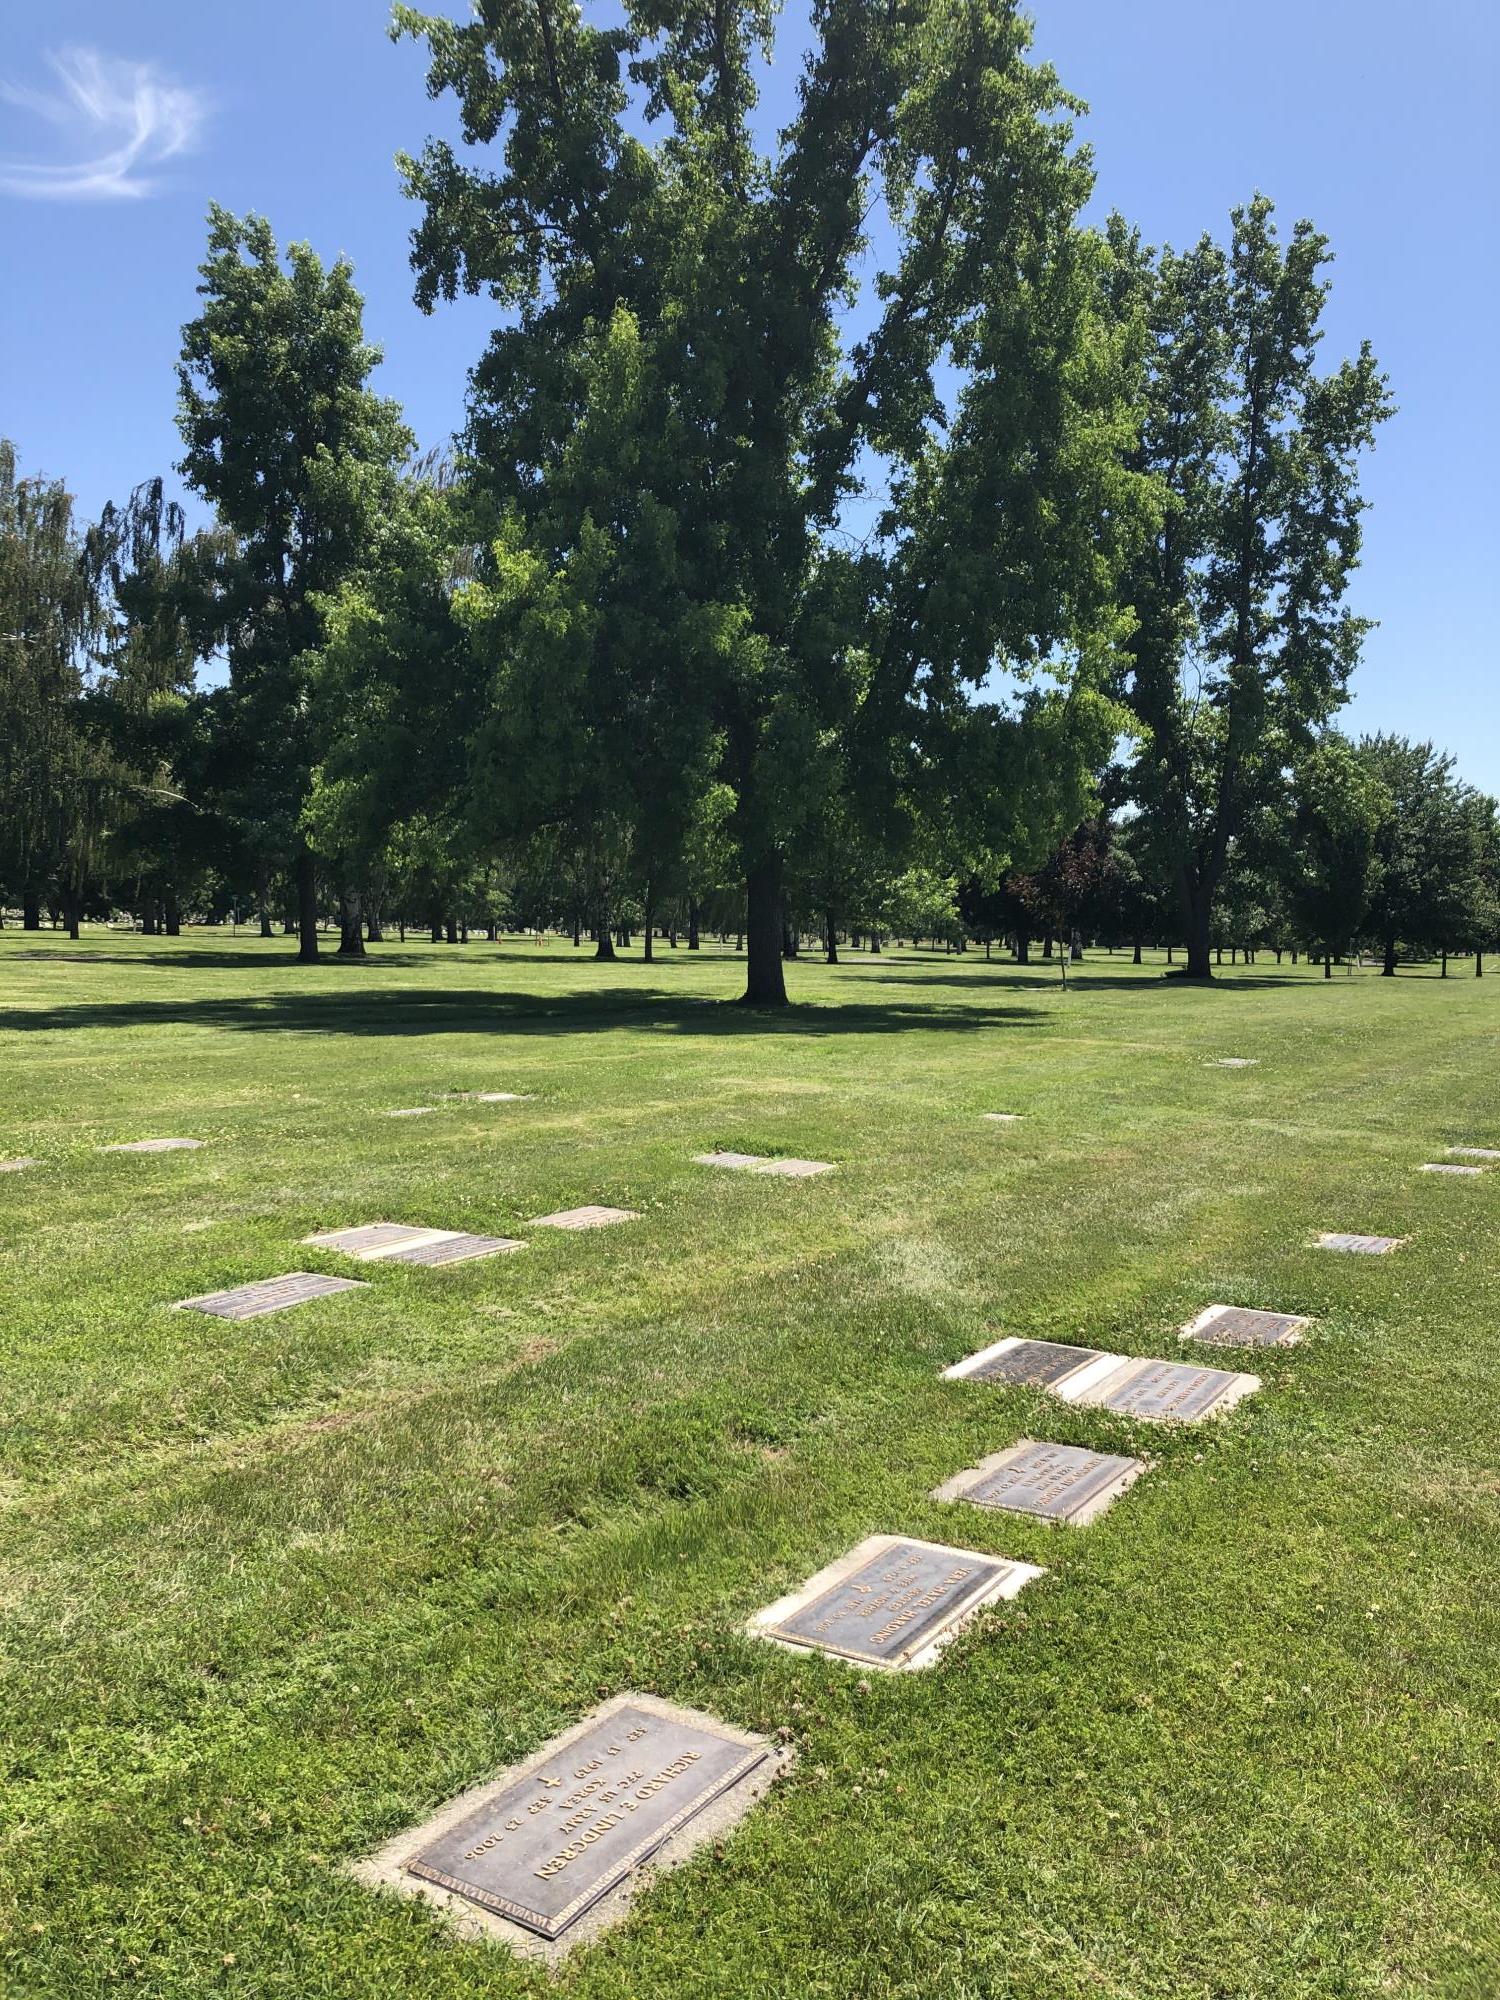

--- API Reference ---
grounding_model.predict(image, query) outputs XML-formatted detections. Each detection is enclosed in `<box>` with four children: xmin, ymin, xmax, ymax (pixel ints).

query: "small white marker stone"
<box><xmin>981</xmin><ymin>1113</ymin><xmax>1022</xmax><ymax>1123</ymax></box>
<box><xmin>1448</xmin><ymin>1146</ymin><xmax>1500</xmax><ymax>1160</ymax></box>
<box><xmin>1315</xmin><ymin>1232</ymin><xmax>1404</xmax><ymax>1255</ymax></box>
<box><xmin>1421</xmin><ymin>1162</ymin><xmax>1482</xmax><ymax>1176</ymax></box>
<box><xmin>384</xmin><ymin>1106</ymin><xmax>438</xmax><ymax>1118</ymax></box>
<box><xmin>0</xmin><ymin>1157</ymin><xmax>38</xmax><ymax>1174</ymax></box>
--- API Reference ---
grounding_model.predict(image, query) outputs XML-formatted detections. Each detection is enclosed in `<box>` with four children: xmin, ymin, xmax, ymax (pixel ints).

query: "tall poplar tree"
<box><xmin>394</xmin><ymin>0</ymin><xmax>1146</xmax><ymax>1003</ymax></box>
<box><xmin>1109</xmin><ymin>197</ymin><xmax>1392</xmax><ymax>978</ymax></box>
<box><xmin>177</xmin><ymin>208</ymin><xmax>411</xmax><ymax>960</ymax></box>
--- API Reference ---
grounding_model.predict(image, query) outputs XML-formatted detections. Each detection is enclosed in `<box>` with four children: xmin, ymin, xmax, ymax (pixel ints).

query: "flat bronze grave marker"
<box><xmin>355</xmin><ymin>1695</ymin><xmax>779</xmax><ymax>1956</ymax></box>
<box><xmin>1449</xmin><ymin>1146</ymin><xmax>1500</xmax><ymax>1160</ymax></box>
<box><xmin>0</xmin><ymin>1157</ymin><xmax>38</xmax><ymax>1174</ymax></box>
<box><xmin>1420</xmin><ymin>1162</ymin><xmax>1482</xmax><ymax>1176</ymax></box>
<box><xmin>749</xmin><ymin>1534</ymin><xmax>1042</xmax><ymax>1671</ymax></box>
<box><xmin>1077</xmin><ymin>1356</ymin><xmax>1259</xmax><ymax>1422</ymax></box>
<box><xmin>529</xmin><ymin>1205</ymin><xmax>640</xmax><ymax>1230</ymax></box>
<box><xmin>693</xmin><ymin>1152</ymin><xmax>834</xmax><ymax>1176</ymax></box>
<box><xmin>453</xmin><ymin>1091</ymin><xmax>532</xmax><ymax>1103</ymax></box>
<box><xmin>980</xmin><ymin>1113</ymin><xmax>1022</xmax><ymax>1122</ymax></box>
<box><xmin>387</xmin><ymin>1231</ymin><xmax>526</xmax><ymax>1267</ymax></box>
<box><xmin>175</xmin><ymin>1271</ymin><xmax>368</xmax><ymax>1320</ymax></box>
<box><xmin>384</xmin><ymin>1106</ymin><xmax>437</xmax><ymax>1119</ymax></box>
<box><xmin>1181</xmin><ymin>1304</ymin><xmax>1307</xmax><ymax>1348</ymax></box>
<box><xmin>304</xmin><ymin>1222</ymin><xmax>447</xmax><ymax>1260</ymax></box>
<box><xmin>1315</xmin><ymin>1232</ymin><xmax>1403</xmax><ymax>1255</ymax></box>
<box><xmin>933</xmin><ymin>1440</ymin><xmax>1145</xmax><ymax>1526</ymax></box>
<box><xmin>101</xmin><ymin>1137</ymin><xmax>204</xmax><ymax>1153</ymax></box>
<box><xmin>942</xmin><ymin>1337</ymin><xmax>1120</xmax><ymax>1398</ymax></box>
<box><xmin>1207</xmin><ymin>1057</ymin><xmax>1258</xmax><ymax>1068</ymax></box>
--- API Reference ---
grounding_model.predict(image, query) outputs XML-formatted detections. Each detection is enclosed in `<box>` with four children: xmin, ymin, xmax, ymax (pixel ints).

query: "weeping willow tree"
<box><xmin>0</xmin><ymin>440</ymin><xmax>111</xmax><ymax>931</ymax></box>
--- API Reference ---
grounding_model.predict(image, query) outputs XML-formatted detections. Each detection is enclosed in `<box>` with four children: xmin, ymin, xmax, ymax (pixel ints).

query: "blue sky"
<box><xmin>2</xmin><ymin>2</ymin><xmax>1495</xmax><ymax>786</ymax></box>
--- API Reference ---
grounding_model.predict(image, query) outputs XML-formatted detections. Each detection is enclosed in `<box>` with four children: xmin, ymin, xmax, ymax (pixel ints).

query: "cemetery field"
<box><xmin>3</xmin><ymin>932</ymin><xmax>1499</xmax><ymax>2000</ymax></box>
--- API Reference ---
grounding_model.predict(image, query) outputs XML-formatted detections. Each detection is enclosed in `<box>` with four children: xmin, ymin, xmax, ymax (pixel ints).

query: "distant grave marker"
<box><xmin>529</xmin><ymin>1205</ymin><xmax>641</xmax><ymax>1230</ymax></box>
<box><xmin>101</xmin><ymin>1137</ymin><xmax>204</xmax><ymax>1153</ymax></box>
<box><xmin>0</xmin><ymin>1157</ymin><xmax>38</xmax><ymax>1174</ymax></box>
<box><xmin>980</xmin><ymin>1113</ymin><xmax>1022</xmax><ymax>1123</ymax></box>
<box><xmin>1180</xmin><ymin>1304</ymin><xmax>1307</xmax><ymax>1349</ymax></box>
<box><xmin>1315</xmin><ymin>1232</ymin><xmax>1403</xmax><ymax>1255</ymax></box>
<box><xmin>1076</xmin><ymin>1356</ymin><xmax>1260</xmax><ymax>1422</ymax></box>
<box><xmin>942</xmin><ymin>1337</ymin><xmax>1122</xmax><ymax>1399</ymax></box>
<box><xmin>175</xmin><ymin>1272</ymin><xmax>368</xmax><ymax>1320</ymax></box>
<box><xmin>933</xmin><ymin>1441</ymin><xmax>1144</xmax><ymax>1527</ymax></box>
<box><xmin>750</xmin><ymin>1534</ymin><xmax>1041</xmax><ymax>1671</ymax></box>
<box><xmin>693</xmin><ymin>1152</ymin><xmax>833</xmax><ymax>1177</ymax></box>
<box><xmin>384</xmin><ymin>1106</ymin><xmax>437</xmax><ymax>1119</ymax></box>
<box><xmin>305</xmin><ymin>1222</ymin><xmax>525</xmax><ymax>1266</ymax></box>
<box><xmin>1207</xmin><ymin>1058</ymin><xmax>1258</xmax><ymax>1068</ymax></box>
<box><xmin>1448</xmin><ymin>1146</ymin><xmax>1500</xmax><ymax>1160</ymax></box>
<box><xmin>452</xmin><ymin>1092</ymin><xmax>532</xmax><ymax>1103</ymax></box>
<box><xmin>354</xmin><ymin>1694</ymin><xmax>780</xmax><ymax>1956</ymax></box>
<box><xmin>1420</xmin><ymin>1162</ymin><xmax>1482</xmax><ymax>1176</ymax></box>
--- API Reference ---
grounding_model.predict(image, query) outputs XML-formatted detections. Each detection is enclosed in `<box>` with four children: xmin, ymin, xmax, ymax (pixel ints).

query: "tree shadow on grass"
<box><xmin>1</xmin><ymin>985</ymin><xmax>1048</xmax><ymax>1040</ymax></box>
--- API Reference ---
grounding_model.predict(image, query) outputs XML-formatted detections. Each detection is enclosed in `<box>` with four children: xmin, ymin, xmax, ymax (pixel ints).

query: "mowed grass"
<box><xmin>1</xmin><ymin>932</ymin><xmax>1497</xmax><ymax>2000</ymax></box>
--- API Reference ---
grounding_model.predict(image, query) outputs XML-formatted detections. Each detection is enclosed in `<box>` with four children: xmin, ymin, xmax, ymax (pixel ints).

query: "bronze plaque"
<box><xmin>956</xmin><ymin>1442</ymin><xmax>1140</xmax><ymax>1522</ymax></box>
<box><xmin>1192</xmin><ymin>1306</ymin><xmax>1303</xmax><ymax>1348</ymax></box>
<box><xmin>764</xmin><ymin>1540</ymin><xmax>1012</xmax><ymax>1666</ymax></box>
<box><xmin>386</xmin><ymin>1232</ymin><xmax>524</xmax><ymax>1266</ymax></box>
<box><xmin>1092</xmin><ymin>1360</ymin><xmax>1239</xmax><ymax>1421</ymax></box>
<box><xmin>967</xmin><ymin>1340</ymin><xmax>1107</xmax><ymax>1389</ymax></box>
<box><xmin>176</xmin><ymin>1272</ymin><xmax>367</xmax><ymax>1320</ymax></box>
<box><xmin>406</xmin><ymin>1703</ymin><xmax>767</xmax><ymax>1939</ymax></box>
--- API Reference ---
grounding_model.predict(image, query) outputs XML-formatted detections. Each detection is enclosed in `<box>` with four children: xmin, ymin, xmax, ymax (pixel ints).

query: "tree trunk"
<box><xmin>594</xmin><ymin>895</ymin><xmax>616</xmax><ymax>959</ymax></box>
<box><xmin>742</xmin><ymin>855</ymin><xmax>789</xmax><ymax>1005</ymax></box>
<box><xmin>164</xmin><ymin>891</ymin><xmax>181</xmax><ymax>938</ymax></box>
<box><xmin>21</xmin><ymin>891</ymin><xmax>41</xmax><ymax>931</ymax></box>
<box><xmin>296</xmin><ymin>850</ymin><xmax>319</xmax><ymax>962</ymax></box>
<box><xmin>1324</xmin><ymin>952</ymin><xmax>1332</xmax><ymax>979</ymax></box>
<box><xmin>1070</xmin><ymin>929</ymin><xmax>1083</xmax><ymax>963</ymax></box>
<box><xmin>64</xmin><ymin>888</ymin><xmax>81</xmax><ymax>941</ymax></box>
<box><xmin>572</xmin><ymin>913</ymin><xmax>581</xmax><ymax>947</ymax></box>
<box><xmin>1133</xmin><ymin>938</ymin><xmax>1142</xmax><ymax>965</ymax></box>
<box><xmin>643</xmin><ymin>890</ymin><xmax>655</xmax><ymax>963</ymax></box>
<box><xmin>1015</xmin><ymin>931</ymin><xmax>1030</xmax><ymax>965</ymax></box>
<box><xmin>825</xmin><ymin>910</ymin><xmax>838</xmax><ymax>965</ymax></box>
<box><xmin>687</xmin><ymin>899</ymin><xmax>700</xmax><ymax>950</ymax></box>
<box><xmin>870</xmin><ymin>931</ymin><xmax>881</xmax><ymax>954</ymax></box>
<box><xmin>445</xmin><ymin>917</ymin><xmax>459</xmax><ymax>945</ymax></box>
<box><xmin>1176</xmin><ymin>883</ymin><xmax>1214</xmax><ymax>979</ymax></box>
<box><xmin>1382</xmin><ymin>934</ymin><xmax>1397</xmax><ymax>977</ymax></box>
<box><xmin>1476</xmin><ymin>951</ymin><xmax>1484</xmax><ymax>979</ymax></box>
<box><xmin>366</xmin><ymin>907</ymin><xmax>384</xmax><ymax>943</ymax></box>
<box><xmin>338</xmin><ymin>883</ymin><xmax>365</xmax><ymax>958</ymax></box>
<box><xmin>1042</xmin><ymin>933</ymin><xmax>1054</xmax><ymax>959</ymax></box>
<box><xmin>781</xmin><ymin>912</ymin><xmax>799</xmax><ymax>959</ymax></box>
<box><xmin>1440</xmin><ymin>949</ymin><xmax>1448</xmax><ymax>978</ymax></box>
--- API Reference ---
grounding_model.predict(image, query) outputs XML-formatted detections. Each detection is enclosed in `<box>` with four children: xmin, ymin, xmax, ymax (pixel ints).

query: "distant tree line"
<box><xmin>11</xmin><ymin>1</ymin><xmax>1482</xmax><ymax>989</ymax></box>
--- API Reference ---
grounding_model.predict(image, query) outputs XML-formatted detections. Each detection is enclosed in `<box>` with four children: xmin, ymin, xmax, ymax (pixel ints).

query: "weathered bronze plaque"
<box><xmin>454</xmin><ymin>1092</ymin><xmax>530</xmax><ymax>1102</ymax></box>
<box><xmin>386</xmin><ymin>1232</ymin><xmax>525</xmax><ymax>1266</ymax></box>
<box><xmin>1207</xmin><ymin>1057</ymin><xmax>1258</xmax><ymax>1068</ymax></box>
<box><xmin>1420</xmin><ymin>1162</ymin><xmax>1482</xmax><ymax>1176</ymax></box>
<box><xmin>403</xmin><ymin>1702</ymin><xmax>769</xmax><ymax>1940</ymax></box>
<box><xmin>384</xmin><ymin>1106</ymin><xmax>437</xmax><ymax>1118</ymax></box>
<box><xmin>1315</xmin><ymin>1232</ymin><xmax>1402</xmax><ymax>1254</ymax></box>
<box><xmin>1449</xmin><ymin>1146</ymin><xmax>1500</xmax><ymax>1160</ymax></box>
<box><xmin>1184</xmin><ymin>1304</ymin><xmax>1305</xmax><ymax>1348</ymax></box>
<box><xmin>694</xmin><ymin>1153</ymin><xmax>833</xmax><ymax>1176</ymax></box>
<box><xmin>937</xmin><ymin>1441</ymin><xmax>1143</xmax><ymax>1524</ymax></box>
<box><xmin>529</xmin><ymin>1206</ymin><xmax>640</xmax><ymax>1230</ymax></box>
<box><xmin>963</xmin><ymin>1340</ymin><xmax>1109</xmax><ymax>1389</ymax></box>
<box><xmin>102</xmin><ymin>1137</ymin><xmax>204</xmax><ymax>1153</ymax></box>
<box><xmin>759</xmin><ymin>1539</ymin><xmax>1017</xmax><ymax>1667</ymax></box>
<box><xmin>175</xmin><ymin>1272</ymin><xmax>368</xmax><ymax>1320</ymax></box>
<box><xmin>305</xmin><ymin>1223</ymin><xmax>441</xmax><ymax>1259</ymax></box>
<box><xmin>694</xmin><ymin>1151</ymin><xmax>769</xmax><ymax>1170</ymax></box>
<box><xmin>1086</xmin><ymin>1359</ymin><xmax>1247</xmax><ymax>1421</ymax></box>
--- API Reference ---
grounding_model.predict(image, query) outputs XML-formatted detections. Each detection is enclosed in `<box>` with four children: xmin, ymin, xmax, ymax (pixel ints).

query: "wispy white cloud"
<box><xmin>0</xmin><ymin>47</ymin><xmax>206</xmax><ymax>200</ymax></box>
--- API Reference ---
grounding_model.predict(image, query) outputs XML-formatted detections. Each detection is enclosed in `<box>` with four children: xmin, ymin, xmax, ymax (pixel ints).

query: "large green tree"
<box><xmin>176</xmin><ymin>208</ymin><xmax>412</xmax><ymax>960</ymax></box>
<box><xmin>1109</xmin><ymin>197</ymin><xmax>1392</xmax><ymax>978</ymax></box>
<box><xmin>394</xmin><ymin>0</ymin><xmax>1145</xmax><ymax>1004</ymax></box>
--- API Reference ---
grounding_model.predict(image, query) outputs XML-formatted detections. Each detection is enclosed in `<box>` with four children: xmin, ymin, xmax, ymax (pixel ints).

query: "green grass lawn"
<box><xmin>2</xmin><ymin>932</ymin><xmax>1497</xmax><ymax>1999</ymax></box>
